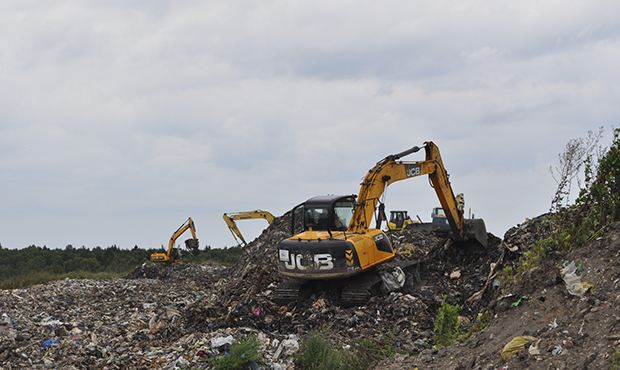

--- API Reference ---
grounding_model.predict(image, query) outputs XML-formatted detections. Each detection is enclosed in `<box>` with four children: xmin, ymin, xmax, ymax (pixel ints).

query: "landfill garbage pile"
<box><xmin>0</xmin><ymin>269</ymin><xmax>227</xmax><ymax>369</ymax></box>
<box><xmin>128</xmin><ymin>261</ymin><xmax>226</xmax><ymax>284</ymax></box>
<box><xmin>0</xmin><ymin>212</ymin><xmax>526</xmax><ymax>369</ymax></box>
<box><xmin>378</xmin><ymin>220</ymin><xmax>620</xmax><ymax>370</ymax></box>
<box><xmin>184</xmin><ymin>215</ymin><xmax>503</xmax><ymax>359</ymax></box>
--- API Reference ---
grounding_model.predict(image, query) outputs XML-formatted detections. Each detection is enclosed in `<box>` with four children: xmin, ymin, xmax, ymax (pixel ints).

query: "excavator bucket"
<box><xmin>185</xmin><ymin>238</ymin><xmax>199</xmax><ymax>252</ymax></box>
<box><xmin>463</xmin><ymin>219</ymin><xmax>488</xmax><ymax>247</ymax></box>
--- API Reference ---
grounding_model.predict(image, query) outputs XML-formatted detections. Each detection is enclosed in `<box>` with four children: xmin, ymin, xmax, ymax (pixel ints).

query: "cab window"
<box><xmin>304</xmin><ymin>207</ymin><xmax>329</xmax><ymax>230</ymax></box>
<box><xmin>334</xmin><ymin>200</ymin><xmax>354</xmax><ymax>230</ymax></box>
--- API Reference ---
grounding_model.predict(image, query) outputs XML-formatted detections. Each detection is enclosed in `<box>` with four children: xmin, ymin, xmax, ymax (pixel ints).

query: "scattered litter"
<box><xmin>552</xmin><ymin>345</ymin><xmax>563</xmax><ymax>356</ymax></box>
<box><xmin>273</xmin><ymin>335</ymin><xmax>299</xmax><ymax>360</ymax></box>
<box><xmin>548</xmin><ymin>318</ymin><xmax>558</xmax><ymax>330</ymax></box>
<box><xmin>561</xmin><ymin>261</ymin><xmax>594</xmax><ymax>297</ymax></box>
<box><xmin>511</xmin><ymin>296</ymin><xmax>528</xmax><ymax>308</ymax></box>
<box><xmin>450</xmin><ymin>270</ymin><xmax>462</xmax><ymax>279</ymax></box>
<box><xmin>501</xmin><ymin>336</ymin><xmax>537</xmax><ymax>360</ymax></box>
<box><xmin>211</xmin><ymin>335</ymin><xmax>234</xmax><ymax>348</ymax></box>
<box><xmin>312</xmin><ymin>298</ymin><xmax>326</xmax><ymax>311</ymax></box>
<box><xmin>379</xmin><ymin>266</ymin><xmax>406</xmax><ymax>291</ymax></box>
<box><xmin>528</xmin><ymin>340</ymin><xmax>541</xmax><ymax>356</ymax></box>
<box><xmin>41</xmin><ymin>339</ymin><xmax>60</xmax><ymax>349</ymax></box>
<box><xmin>253</xmin><ymin>306</ymin><xmax>262</xmax><ymax>317</ymax></box>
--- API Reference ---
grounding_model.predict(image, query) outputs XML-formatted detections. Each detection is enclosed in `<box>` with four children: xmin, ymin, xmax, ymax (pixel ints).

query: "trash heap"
<box><xmin>183</xmin><ymin>216</ymin><xmax>503</xmax><ymax>364</ymax></box>
<box><xmin>0</xmin><ymin>214</ymin><xmax>506</xmax><ymax>369</ymax></box>
<box><xmin>0</xmin><ymin>270</ymin><xmax>225</xmax><ymax>369</ymax></box>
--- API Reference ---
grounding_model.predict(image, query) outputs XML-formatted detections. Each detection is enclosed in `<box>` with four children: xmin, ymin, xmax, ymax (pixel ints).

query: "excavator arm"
<box><xmin>350</xmin><ymin>141</ymin><xmax>485</xmax><ymax>245</ymax></box>
<box><xmin>150</xmin><ymin>217</ymin><xmax>199</xmax><ymax>262</ymax></box>
<box><xmin>223</xmin><ymin>210</ymin><xmax>275</xmax><ymax>246</ymax></box>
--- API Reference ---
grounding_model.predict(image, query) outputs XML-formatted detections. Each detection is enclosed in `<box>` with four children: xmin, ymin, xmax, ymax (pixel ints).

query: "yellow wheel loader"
<box><xmin>150</xmin><ymin>217</ymin><xmax>199</xmax><ymax>263</ymax></box>
<box><xmin>274</xmin><ymin>141</ymin><xmax>487</xmax><ymax>305</ymax></box>
<box><xmin>223</xmin><ymin>210</ymin><xmax>276</xmax><ymax>246</ymax></box>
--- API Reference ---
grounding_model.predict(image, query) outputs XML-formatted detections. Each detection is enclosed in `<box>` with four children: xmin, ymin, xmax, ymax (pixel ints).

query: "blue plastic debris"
<box><xmin>41</xmin><ymin>339</ymin><xmax>60</xmax><ymax>349</ymax></box>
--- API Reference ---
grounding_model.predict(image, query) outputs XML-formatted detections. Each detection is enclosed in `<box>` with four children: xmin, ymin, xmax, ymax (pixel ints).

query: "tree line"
<box><xmin>0</xmin><ymin>244</ymin><xmax>243</xmax><ymax>289</ymax></box>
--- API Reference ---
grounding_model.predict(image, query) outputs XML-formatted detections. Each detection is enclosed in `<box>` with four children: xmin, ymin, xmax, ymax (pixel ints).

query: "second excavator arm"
<box><xmin>223</xmin><ymin>210</ymin><xmax>276</xmax><ymax>246</ymax></box>
<box><xmin>166</xmin><ymin>217</ymin><xmax>198</xmax><ymax>259</ymax></box>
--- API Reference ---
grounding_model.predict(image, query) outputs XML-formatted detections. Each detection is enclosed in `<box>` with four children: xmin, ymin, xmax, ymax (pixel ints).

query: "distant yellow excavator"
<box><xmin>150</xmin><ymin>217</ymin><xmax>199</xmax><ymax>263</ymax></box>
<box><xmin>223</xmin><ymin>210</ymin><xmax>276</xmax><ymax>246</ymax></box>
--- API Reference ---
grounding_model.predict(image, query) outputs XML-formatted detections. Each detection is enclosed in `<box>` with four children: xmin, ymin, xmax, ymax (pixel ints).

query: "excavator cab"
<box><xmin>294</xmin><ymin>195</ymin><xmax>356</xmax><ymax>232</ymax></box>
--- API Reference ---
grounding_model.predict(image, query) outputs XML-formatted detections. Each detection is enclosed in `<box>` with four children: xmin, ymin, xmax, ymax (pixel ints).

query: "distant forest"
<box><xmin>0</xmin><ymin>244</ymin><xmax>243</xmax><ymax>289</ymax></box>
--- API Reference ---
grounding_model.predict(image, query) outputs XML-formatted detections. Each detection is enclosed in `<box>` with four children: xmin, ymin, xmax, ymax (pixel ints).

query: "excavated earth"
<box><xmin>2</xmin><ymin>213</ymin><xmax>617</xmax><ymax>369</ymax></box>
<box><xmin>378</xmin><ymin>218</ymin><xmax>620</xmax><ymax>370</ymax></box>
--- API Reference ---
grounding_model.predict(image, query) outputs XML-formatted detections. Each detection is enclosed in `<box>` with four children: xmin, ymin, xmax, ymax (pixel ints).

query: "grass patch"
<box><xmin>0</xmin><ymin>270</ymin><xmax>124</xmax><ymax>290</ymax></box>
<box><xmin>433</xmin><ymin>297</ymin><xmax>460</xmax><ymax>347</ymax></box>
<box><xmin>353</xmin><ymin>336</ymin><xmax>396</xmax><ymax>367</ymax></box>
<box><xmin>612</xmin><ymin>347</ymin><xmax>620</xmax><ymax>370</ymax></box>
<box><xmin>210</xmin><ymin>335</ymin><xmax>260</xmax><ymax>370</ymax></box>
<box><xmin>296</xmin><ymin>334</ymin><xmax>360</xmax><ymax>370</ymax></box>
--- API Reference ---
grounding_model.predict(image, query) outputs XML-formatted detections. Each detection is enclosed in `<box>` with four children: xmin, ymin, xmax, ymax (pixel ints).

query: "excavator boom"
<box><xmin>223</xmin><ymin>210</ymin><xmax>275</xmax><ymax>246</ymax></box>
<box><xmin>349</xmin><ymin>141</ymin><xmax>486</xmax><ymax>246</ymax></box>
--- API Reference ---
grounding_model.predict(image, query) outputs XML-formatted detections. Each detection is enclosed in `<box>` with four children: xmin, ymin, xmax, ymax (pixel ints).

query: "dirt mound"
<box><xmin>380</xmin><ymin>221</ymin><xmax>620</xmax><ymax>370</ymax></box>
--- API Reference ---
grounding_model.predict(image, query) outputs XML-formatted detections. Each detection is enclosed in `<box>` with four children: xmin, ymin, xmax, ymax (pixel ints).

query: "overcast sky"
<box><xmin>1</xmin><ymin>1</ymin><xmax>618</xmax><ymax>249</ymax></box>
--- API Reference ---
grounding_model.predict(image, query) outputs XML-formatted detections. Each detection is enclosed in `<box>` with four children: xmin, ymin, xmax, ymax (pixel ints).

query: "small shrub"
<box><xmin>354</xmin><ymin>336</ymin><xmax>396</xmax><ymax>366</ymax></box>
<box><xmin>296</xmin><ymin>334</ymin><xmax>358</xmax><ymax>370</ymax></box>
<box><xmin>210</xmin><ymin>335</ymin><xmax>260</xmax><ymax>370</ymax></box>
<box><xmin>612</xmin><ymin>347</ymin><xmax>620</xmax><ymax>370</ymax></box>
<box><xmin>462</xmin><ymin>310</ymin><xmax>492</xmax><ymax>339</ymax></box>
<box><xmin>434</xmin><ymin>297</ymin><xmax>460</xmax><ymax>347</ymax></box>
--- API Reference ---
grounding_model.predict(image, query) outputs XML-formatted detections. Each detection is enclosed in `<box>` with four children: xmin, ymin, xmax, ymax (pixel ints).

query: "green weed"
<box><xmin>210</xmin><ymin>335</ymin><xmax>260</xmax><ymax>370</ymax></box>
<box><xmin>433</xmin><ymin>297</ymin><xmax>460</xmax><ymax>347</ymax></box>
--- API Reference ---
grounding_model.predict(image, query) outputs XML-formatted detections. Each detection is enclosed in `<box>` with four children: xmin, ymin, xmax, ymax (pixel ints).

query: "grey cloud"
<box><xmin>0</xmin><ymin>1</ymin><xmax>618</xmax><ymax>248</ymax></box>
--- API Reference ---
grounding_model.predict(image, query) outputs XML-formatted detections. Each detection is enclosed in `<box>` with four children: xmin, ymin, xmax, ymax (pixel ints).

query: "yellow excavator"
<box><xmin>223</xmin><ymin>210</ymin><xmax>276</xmax><ymax>246</ymax></box>
<box><xmin>275</xmin><ymin>141</ymin><xmax>487</xmax><ymax>304</ymax></box>
<box><xmin>387</xmin><ymin>210</ymin><xmax>418</xmax><ymax>231</ymax></box>
<box><xmin>150</xmin><ymin>217</ymin><xmax>199</xmax><ymax>263</ymax></box>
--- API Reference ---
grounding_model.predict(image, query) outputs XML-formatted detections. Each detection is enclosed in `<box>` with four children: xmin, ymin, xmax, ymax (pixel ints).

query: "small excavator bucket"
<box><xmin>185</xmin><ymin>238</ymin><xmax>199</xmax><ymax>252</ymax></box>
<box><xmin>463</xmin><ymin>219</ymin><xmax>488</xmax><ymax>247</ymax></box>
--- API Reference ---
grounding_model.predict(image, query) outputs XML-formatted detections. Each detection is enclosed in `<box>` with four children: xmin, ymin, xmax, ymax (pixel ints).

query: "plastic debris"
<box><xmin>511</xmin><ymin>296</ymin><xmax>528</xmax><ymax>308</ymax></box>
<box><xmin>548</xmin><ymin>318</ymin><xmax>558</xmax><ymax>330</ymax></box>
<box><xmin>41</xmin><ymin>339</ymin><xmax>60</xmax><ymax>349</ymax></box>
<box><xmin>211</xmin><ymin>335</ymin><xmax>234</xmax><ymax>348</ymax></box>
<box><xmin>253</xmin><ymin>306</ymin><xmax>262</xmax><ymax>317</ymax></box>
<box><xmin>561</xmin><ymin>261</ymin><xmax>593</xmax><ymax>297</ymax></box>
<box><xmin>552</xmin><ymin>344</ymin><xmax>563</xmax><ymax>356</ymax></box>
<box><xmin>501</xmin><ymin>336</ymin><xmax>537</xmax><ymax>360</ymax></box>
<box><xmin>450</xmin><ymin>270</ymin><xmax>462</xmax><ymax>279</ymax></box>
<box><xmin>273</xmin><ymin>334</ymin><xmax>299</xmax><ymax>360</ymax></box>
<box><xmin>379</xmin><ymin>266</ymin><xmax>406</xmax><ymax>291</ymax></box>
